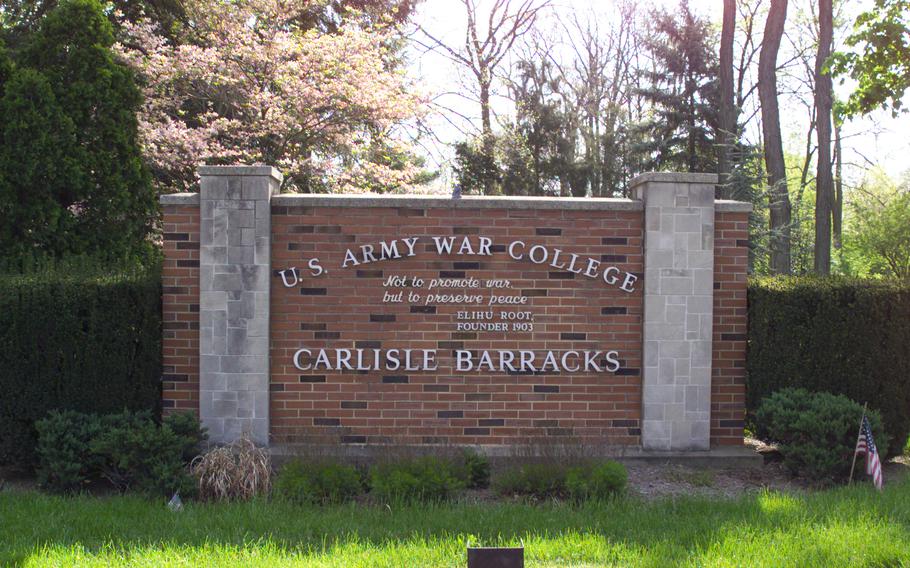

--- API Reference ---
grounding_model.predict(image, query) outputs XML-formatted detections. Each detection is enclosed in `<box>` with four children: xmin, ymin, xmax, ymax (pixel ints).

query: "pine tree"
<box><xmin>634</xmin><ymin>0</ymin><xmax>719</xmax><ymax>173</ymax></box>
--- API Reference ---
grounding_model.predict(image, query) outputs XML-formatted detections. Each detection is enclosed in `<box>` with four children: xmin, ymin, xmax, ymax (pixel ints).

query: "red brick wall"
<box><xmin>161</xmin><ymin>204</ymin><xmax>200</xmax><ymax>416</ymax></box>
<box><xmin>158</xmin><ymin>201</ymin><xmax>749</xmax><ymax>447</ymax></box>
<box><xmin>710</xmin><ymin>211</ymin><xmax>749</xmax><ymax>445</ymax></box>
<box><xmin>270</xmin><ymin>205</ymin><xmax>644</xmax><ymax>446</ymax></box>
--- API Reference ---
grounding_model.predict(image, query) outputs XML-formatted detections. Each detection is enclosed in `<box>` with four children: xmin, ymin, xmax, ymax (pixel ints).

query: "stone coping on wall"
<box><xmin>161</xmin><ymin>192</ymin><xmax>752</xmax><ymax>212</ymax></box>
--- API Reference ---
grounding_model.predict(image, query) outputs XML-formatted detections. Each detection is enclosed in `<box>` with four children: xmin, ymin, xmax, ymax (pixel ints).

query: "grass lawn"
<box><xmin>2</xmin><ymin>479</ymin><xmax>909</xmax><ymax>567</ymax></box>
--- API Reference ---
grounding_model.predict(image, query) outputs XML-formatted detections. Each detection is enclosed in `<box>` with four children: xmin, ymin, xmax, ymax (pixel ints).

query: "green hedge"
<box><xmin>0</xmin><ymin>260</ymin><xmax>161</xmax><ymax>467</ymax></box>
<box><xmin>748</xmin><ymin>277</ymin><xmax>910</xmax><ymax>457</ymax></box>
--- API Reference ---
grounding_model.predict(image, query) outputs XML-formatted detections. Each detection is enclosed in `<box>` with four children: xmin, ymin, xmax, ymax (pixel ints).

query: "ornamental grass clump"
<box><xmin>191</xmin><ymin>436</ymin><xmax>271</xmax><ymax>501</ymax></box>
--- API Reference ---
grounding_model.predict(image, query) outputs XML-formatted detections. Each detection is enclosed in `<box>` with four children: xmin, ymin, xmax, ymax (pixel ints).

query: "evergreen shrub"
<box><xmin>756</xmin><ymin>388</ymin><xmax>888</xmax><ymax>482</ymax></box>
<box><xmin>565</xmin><ymin>461</ymin><xmax>628</xmax><ymax>500</ymax></box>
<box><xmin>748</xmin><ymin>277</ymin><xmax>910</xmax><ymax>457</ymax></box>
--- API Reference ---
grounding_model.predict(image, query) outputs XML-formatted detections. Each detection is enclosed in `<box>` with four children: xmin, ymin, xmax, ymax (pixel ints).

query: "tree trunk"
<box><xmin>833</xmin><ymin>120</ymin><xmax>843</xmax><ymax>248</ymax></box>
<box><xmin>479</xmin><ymin>73</ymin><xmax>496</xmax><ymax>195</ymax></box>
<box><xmin>758</xmin><ymin>0</ymin><xmax>791</xmax><ymax>274</ymax></box>
<box><xmin>814</xmin><ymin>0</ymin><xmax>834</xmax><ymax>274</ymax></box>
<box><xmin>718</xmin><ymin>0</ymin><xmax>736</xmax><ymax>196</ymax></box>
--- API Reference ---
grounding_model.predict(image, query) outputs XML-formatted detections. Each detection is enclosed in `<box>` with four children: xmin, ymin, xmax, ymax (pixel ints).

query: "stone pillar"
<box><xmin>632</xmin><ymin>173</ymin><xmax>717</xmax><ymax>451</ymax></box>
<box><xmin>198</xmin><ymin>165</ymin><xmax>281</xmax><ymax>445</ymax></box>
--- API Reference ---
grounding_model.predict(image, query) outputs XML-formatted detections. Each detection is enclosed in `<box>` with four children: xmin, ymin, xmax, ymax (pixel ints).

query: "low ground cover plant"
<box><xmin>273</xmin><ymin>460</ymin><xmax>363</xmax><ymax>505</ymax></box>
<box><xmin>369</xmin><ymin>456</ymin><xmax>465</xmax><ymax>503</ymax></box>
<box><xmin>756</xmin><ymin>388</ymin><xmax>888</xmax><ymax>482</ymax></box>
<box><xmin>495</xmin><ymin>460</ymin><xmax>627</xmax><ymax>500</ymax></box>
<box><xmin>35</xmin><ymin>410</ymin><xmax>205</xmax><ymax>495</ymax></box>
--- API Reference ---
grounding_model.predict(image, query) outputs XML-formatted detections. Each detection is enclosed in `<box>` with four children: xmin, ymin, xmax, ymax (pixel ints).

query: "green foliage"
<box><xmin>565</xmin><ymin>461</ymin><xmax>628</xmax><ymax>501</ymax></box>
<box><xmin>34</xmin><ymin>409</ymin><xmax>204</xmax><ymax>496</ymax></box>
<box><xmin>457</xmin><ymin>449</ymin><xmax>490</xmax><ymax>490</ymax></box>
<box><xmin>851</xmin><ymin>190</ymin><xmax>910</xmax><ymax>280</ymax></box>
<box><xmin>163</xmin><ymin>412</ymin><xmax>208</xmax><ymax>465</ymax></box>
<box><xmin>90</xmin><ymin>410</ymin><xmax>197</xmax><ymax>496</ymax></box>
<box><xmin>633</xmin><ymin>0</ymin><xmax>719</xmax><ymax>173</ymax></box>
<box><xmin>369</xmin><ymin>456</ymin><xmax>464</xmax><ymax>503</ymax></box>
<box><xmin>493</xmin><ymin>463</ymin><xmax>567</xmax><ymax>499</ymax></box>
<box><xmin>0</xmin><ymin>0</ymin><xmax>157</xmax><ymax>259</ymax></box>
<box><xmin>0</xmin><ymin>260</ymin><xmax>161</xmax><ymax>467</ymax></box>
<box><xmin>830</xmin><ymin>0</ymin><xmax>910</xmax><ymax>116</ymax></box>
<box><xmin>274</xmin><ymin>460</ymin><xmax>363</xmax><ymax>505</ymax></box>
<box><xmin>34</xmin><ymin>410</ymin><xmax>102</xmax><ymax>493</ymax></box>
<box><xmin>747</xmin><ymin>277</ymin><xmax>910</xmax><ymax>458</ymax></box>
<box><xmin>0</xmin><ymin>67</ymin><xmax>83</xmax><ymax>256</ymax></box>
<box><xmin>453</xmin><ymin>140</ymin><xmax>500</xmax><ymax>195</ymax></box>
<box><xmin>756</xmin><ymin>389</ymin><xmax>888</xmax><ymax>482</ymax></box>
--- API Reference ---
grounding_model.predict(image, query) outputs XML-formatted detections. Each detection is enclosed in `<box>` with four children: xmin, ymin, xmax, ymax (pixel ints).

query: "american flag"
<box><xmin>855</xmin><ymin>416</ymin><xmax>883</xmax><ymax>490</ymax></box>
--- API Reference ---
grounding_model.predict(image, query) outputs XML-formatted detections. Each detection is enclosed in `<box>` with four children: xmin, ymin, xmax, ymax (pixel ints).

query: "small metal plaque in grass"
<box><xmin>467</xmin><ymin>546</ymin><xmax>524</xmax><ymax>568</ymax></box>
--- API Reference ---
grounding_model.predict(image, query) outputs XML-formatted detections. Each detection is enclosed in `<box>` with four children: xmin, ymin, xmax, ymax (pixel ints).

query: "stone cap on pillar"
<box><xmin>198</xmin><ymin>165</ymin><xmax>283</xmax><ymax>184</ymax></box>
<box><xmin>629</xmin><ymin>172</ymin><xmax>719</xmax><ymax>189</ymax></box>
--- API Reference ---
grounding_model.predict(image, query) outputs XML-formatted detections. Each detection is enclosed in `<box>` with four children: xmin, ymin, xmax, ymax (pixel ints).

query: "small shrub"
<box><xmin>756</xmin><ymin>388</ymin><xmax>889</xmax><ymax>482</ymax></box>
<box><xmin>163</xmin><ymin>412</ymin><xmax>207</xmax><ymax>463</ymax></box>
<box><xmin>274</xmin><ymin>459</ymin><xmax>363</xmax><ymax>505</ymax></box>
<box><xmin>493</xmin><ymin>463</ymin><xmax>567</xmax><ymax>499</ymax></box>
<box><xmin>34</xmin><ymin>410</ymin><xmax>102</xmax><ymax>493</ymax></box>
<box><xmin>369</xmin><ymin>456</ymin><xmax>464</xmax><ymax>502</ymax></box>
<box><xmin>91</xmin><ymin>410</ymin><xmax>195</xmax><ymax>496</ymax></box>
<box><xmin>565</xmin><ymin>461</ymin><xmax>627</xmax><ymax>500</ymax></box>
<box><xmin>192</xmin><ymin>436</ymin><xmax>271</xmax><ymax>501</ymax></box>
<box><xmin>457</xmin><ymin>449</ymin><xmax>490</xmax><ymax>489</ymax></box>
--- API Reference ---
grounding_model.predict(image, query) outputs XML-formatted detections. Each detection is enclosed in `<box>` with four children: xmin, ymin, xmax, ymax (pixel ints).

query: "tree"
<box><xmin>718</xmin><ymin>0</ymin><xmax>736</xmax><ymax>194</ymax></box>
<box><xmin>830</xmin><ymin>0</ymin><xmax>910</xmax><ymax>116</ymax></box>
<box><xmin>851</xmin><ymin>184</ymin><xmax>910</xmax><ymax>280</ymax></box>
<box><xmin>0</xmin><ymin>0</ymin><xmax>156</xmax><ymax>258</ymax></box>
<box><xmin>634</xmin><ymin>0</ymin><xmax>719</xmax><ymax>174</ymax></box>
<box><xmin>0</xmin><ymin>69</ymin><xmax>84</xmax><ymax>256</ymax></box>
<box><xmin>118</xmin><ymin>0</ymin><xmax>424</xmax><ymax>193</ymax></box>
<box><xmin>814</xmin><ymin>0</ymin><xmax>834</xmax><ymax>274</ymax></box>
<box><xmin>418</xmin><ymin>0</ymin><xmax>549</xmax><ymax>194</ymax></box>
<box><xmin>758</xmin><ymin>0</ymin><xmax>791</xmax><ymax>274</ymax></box>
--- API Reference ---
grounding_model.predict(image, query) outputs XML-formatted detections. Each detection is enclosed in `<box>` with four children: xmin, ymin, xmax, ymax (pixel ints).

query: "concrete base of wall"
<box><xmin>270</xmin><ymin>444</ymin><xmax>762</xmax><ymax>470</ymax></box>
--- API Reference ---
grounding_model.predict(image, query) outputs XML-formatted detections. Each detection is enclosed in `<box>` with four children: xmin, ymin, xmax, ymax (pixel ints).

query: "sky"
<box><xmin>406</xmin><ymin>0</ymin><xmax>910</xmax><ymax>190</ymax></box>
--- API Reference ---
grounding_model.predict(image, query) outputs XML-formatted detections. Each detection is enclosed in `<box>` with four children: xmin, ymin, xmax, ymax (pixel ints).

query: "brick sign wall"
<box><xmin>161</xmin><ymin>167</ymin><xmax>750</xmax><ymax>452</ymax></box>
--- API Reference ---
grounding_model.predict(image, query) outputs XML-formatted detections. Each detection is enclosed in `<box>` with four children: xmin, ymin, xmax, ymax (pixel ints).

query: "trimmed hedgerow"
<box><xmin>748</xmin><ymin>277</ymin><xmax>910</xmax><ymax>457</ymax></box>
<box><xmin>0</xmin><ymin>259</ymin><xmax>161</xmax><ymax>467</ymax></box>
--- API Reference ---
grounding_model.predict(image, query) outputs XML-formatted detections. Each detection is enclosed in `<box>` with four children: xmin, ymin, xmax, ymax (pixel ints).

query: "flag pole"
<box><xmin>849</xmin><ymin>402</ymin><xmax>868</xmax><ymax>485</ymax></box>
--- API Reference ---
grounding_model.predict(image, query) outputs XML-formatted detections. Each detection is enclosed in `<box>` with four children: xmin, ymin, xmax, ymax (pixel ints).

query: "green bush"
<box><xmin>91</xmin><ymin>410</ymin><xmax>196</xmax><ymax>496</ymax></box>
<box><xmin>565</xmin><ymin>461</ymin><xmax>628</xmax><ymax>500</ymax></box>
<box><xmin>34</xmin><ymin>409</ymin><xmax>203</xmax><ymax>496</ymax></box>
<box><xmin>164</xmin><ymin>412</ymin><xmax>207</xmax><ymax>464</ymax></box>
<box><xmin>34</xmin><ymin>410</ymin><xmax>102</xmax><ymax>493</ymax></box>
<box><xmin>274</xmin><ymin>460</ymin><xmax>363</xmax><ymax>505</ymax></box>
<box><xmin>0</xmin><ymin>260</ymin><xmax>161</xmax><ymax>468</ymax></box>
<box><xmin>748</xmin><ymin>277</ymin><xmax>910</xmax><ymax>457</ymax></box>
<box><xmin>756</xmin><ymin>388</ymin><xmax>889</xmax><ymax>482</ymax></box>
<box><xmin>455</xmin><ymin>449</ymin><xmax>490</xmax><ymax>489</ymax></box>
<box><xmin>369</xmin><ymin>456</ymin><xmax>464</xmax><ymax>503</ymax></box>
<box><xmin>493</xmin><ymin>463</ymin><xmax>567</xmax><ymax>499</ymax></box>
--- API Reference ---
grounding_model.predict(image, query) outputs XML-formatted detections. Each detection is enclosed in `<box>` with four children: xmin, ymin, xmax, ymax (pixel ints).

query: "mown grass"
<box><xmin>2</xmin><ymin>479</ymin><xmax>909</xmax><ymax>567</ymax></box>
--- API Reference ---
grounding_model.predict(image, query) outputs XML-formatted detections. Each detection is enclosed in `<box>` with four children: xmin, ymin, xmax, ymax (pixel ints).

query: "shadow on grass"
<box><xmin>1</xmin><ymin>478</ymin><xmax>909</xmax><ymax>566</ymax></box>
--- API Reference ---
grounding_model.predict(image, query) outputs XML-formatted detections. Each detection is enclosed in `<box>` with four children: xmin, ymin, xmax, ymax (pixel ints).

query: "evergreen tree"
<box><xmin>634</xmin><ymin>0</ymin><xmax>719</xmax><ymax>173</ymax></box>
<box><xmin>0</xmin><ymin>68</ymin><xmax>84</xmax><ymax>256</ymax></box>
<box><xmin>14</xmin><ymin>0</ymin><xmax>156</xmax><ymax>257</ymax></box>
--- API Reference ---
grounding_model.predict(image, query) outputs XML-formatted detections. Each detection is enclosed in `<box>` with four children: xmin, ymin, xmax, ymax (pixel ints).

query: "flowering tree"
<box><xmin>117</xmin><ymin>0</ymin><xmax>426</xmax><ymax>193</ymax></box>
